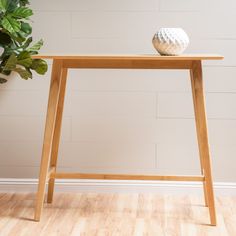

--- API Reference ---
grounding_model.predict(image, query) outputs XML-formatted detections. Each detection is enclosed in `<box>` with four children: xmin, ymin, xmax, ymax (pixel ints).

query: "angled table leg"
<box><xmin>190</xmin><ymin>60</ymin><xmax>216</xmax><ymax>226</ymax></box>
<box><xmin>34</xmin><ymin>59</ymin><xmax>63</xmax><ymax>221</ymax></box>
<box><xmin>190</xmin><ymin>65</ymin><xmax>209</xmax><ymax>208</ymax></box>
<box><xmin>47</xmin><ymin>67</ymin><xmax>68</xmax><ymax>203</ymax></box>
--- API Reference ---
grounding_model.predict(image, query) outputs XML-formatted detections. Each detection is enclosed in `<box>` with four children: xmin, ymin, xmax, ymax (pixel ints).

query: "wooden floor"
<box><xmin>0</xmin><ymin>193</ymin><xmax>236</xmax><ymax>236</ymax></box>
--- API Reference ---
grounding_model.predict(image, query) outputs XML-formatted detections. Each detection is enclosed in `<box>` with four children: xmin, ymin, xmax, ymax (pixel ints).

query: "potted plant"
<box><xmin>0</xmin><ymin>0</ymin><xmax>47</xmax><ymax>83</ymax></box>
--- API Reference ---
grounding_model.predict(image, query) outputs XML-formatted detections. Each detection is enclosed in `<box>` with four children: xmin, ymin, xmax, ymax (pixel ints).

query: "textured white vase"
<box><xmin>152</xmin><ymin>28</ymin><xmax>189</xmax><ymax>56</ymax></box>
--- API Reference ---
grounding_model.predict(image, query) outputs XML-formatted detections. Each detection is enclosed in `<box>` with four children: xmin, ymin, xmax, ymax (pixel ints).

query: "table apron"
<box><xmin>61</xmin><ymin>59</ymin><xmax>194</xmax><ymax>69</ymax></box>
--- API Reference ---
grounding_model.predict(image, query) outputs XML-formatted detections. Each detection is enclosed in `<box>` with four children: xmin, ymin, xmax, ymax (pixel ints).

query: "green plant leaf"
<box><xmin>31</xmin><ymin>59</ymin><xmax>48</xmax><ymax>75</ymax></box>
<box><xmin>28</xmin><ymin>39</ymin><xmax>43</xmax><ymax>53</ymax></box>
<box><xmin>14</xmin><ymin>67</ymin><xmax>32</xmax><ymax>80</ymax></box>
<box><xmin>22</xmin><ymin>36</ymin><xmax>32</xmax><ymax>49</ymax></box>
<box><xmin>0</xmin><ymin>0</ymin><xmax>7</xmax><ymax>11</ymax></box>
<box><xmin>0</xmin><ymin>77</ymin><xmax>8</xmax><ymax>83</ymax></box>
<box><xmin>2</xmin><ymin>16</ymin><xmax>21</xmax><ymax>34</ymax></box>
<box><xmin>20</xmin><ymin>22</ymin><xmax>32</xmax><ymax>35</ymax></box>
<box><xmin>8</xmin><ymin>31</ymin><xmax>25</xmax><ymax>43</ymax></box>
<box><xmin>18</xmin><ymin>51</ymin><xmax>30</xmax><ymax>60</ymax></box>
<box><xmin>17</xmin><ymin>51</ymin><xmax>32</xmax><ymax>67</ymax></box>
<box><xmin>0</xmin><ymin>31</ymin><xmax>12</xmax><ymax>45</ymax></box>
<box><xmin>12</xmin><ymin>7</ymin><xmax>33</xmax><ymax>18</ymax></box>
<box><xmin>6</xmin><ymin>1</ymin><xmax>19</xmax><ymax>13</ymax></box>
<box><xmin>4</xmin><ymin>53</ymin><xmax>17</xmax><ymax>71</ymax></box>
<box><xmin>19</xmin><ymin>0</ymin><xmax>30</xmax><ymax>7</ymax></box>
<box><xmin>0</xmin><ymin>0</ymin><xmax>47</xmax><ymax>84</ymax></box>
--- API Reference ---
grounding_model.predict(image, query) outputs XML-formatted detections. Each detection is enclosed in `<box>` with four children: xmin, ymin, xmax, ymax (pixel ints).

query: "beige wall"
<box><xmin>0</xmin><ymin>0</ymin><xmax>236</xmax><ymax>181</ymax></box>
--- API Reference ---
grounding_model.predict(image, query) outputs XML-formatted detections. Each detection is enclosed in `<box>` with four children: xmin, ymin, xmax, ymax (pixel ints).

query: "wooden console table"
<box><xmin>33</xmin><ymin>54</ymin><xmax>223</xmax><ymax>225</ymax></box>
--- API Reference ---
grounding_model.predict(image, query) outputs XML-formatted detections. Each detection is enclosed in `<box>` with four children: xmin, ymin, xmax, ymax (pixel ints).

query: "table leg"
<box><xmin>34</xmin><ymin>59</ymin><xmax>63</xmax><ymax>221</ymax></box>
<box><xmin>47</xmin><ymin>68</ymin><xmax>68</xmax><ymax>203</ymax></box>
<box><xmin>190</xmin><ymin>67</ymin><xmax>208</xmax><ymax>208</ymax></box>
<box><xmin>190</xmin><ymin>60</ymin><xmax>216</xmax><ymax>226</ymax></box>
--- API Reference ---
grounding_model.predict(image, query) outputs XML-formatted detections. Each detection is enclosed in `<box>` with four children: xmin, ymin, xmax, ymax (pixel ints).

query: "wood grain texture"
<box><xmin>32</xmin><ymin>54</ymin><xmax>223</xmax><ymax>69</ymax></box>
<box><xmin>34</xmin><ymin>59</ymin><xmax>63</xmax><ymax>221</ymax></box>
<box><xmin>190</xmin><ymin>66</ymin><xmax>209</xmax><ymax>208</ymax></box>
<box><xmin>0</xmin><ymin>193</ymin><xmax>235</xmax><ymax>236</ymax></box>
<box><xmin>51</xmin><ymin>172</ymin><xmax>204</xmax><ymax>181</ymax></box>
<box><xmin>190</xmin><ymin>61</ymin><xmax>216</xmax><ymax>226</ymax></box>
<box><xmin>47</xmin><ymin>68</ymin><xmax>68</xmax><ymax>204</ymax></box>
<box><xmin>32</xmin><ymin>54</ymin><xmax>224</xmax><ymax>60</ymax></box>
<box><xmin>62</xmin><ymin>59</ymin><xmax>194</xmax><ymax>69</ymax></box>
<box><xmin>34</xmin><ymin>56</ymin><xmax>221</xmax><ymax>224</ymax></box>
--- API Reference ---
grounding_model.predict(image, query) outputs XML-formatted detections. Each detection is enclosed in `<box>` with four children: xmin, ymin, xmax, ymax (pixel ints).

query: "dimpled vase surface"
<box><xmin>152</xmin><ymin>28</ymin><xmax>189</xmax><ymax>56</ymax></box>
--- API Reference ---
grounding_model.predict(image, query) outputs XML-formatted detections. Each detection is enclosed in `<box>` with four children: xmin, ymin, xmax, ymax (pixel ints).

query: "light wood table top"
<box><xmin>32</xmin><ymin>54</ymin><xmax>223</xmax><ymax>70</ymax></box>
<box><xmin>33</xmin><ymin>54</ymin><xmax>224</xmax><ymax>60</ymax></box>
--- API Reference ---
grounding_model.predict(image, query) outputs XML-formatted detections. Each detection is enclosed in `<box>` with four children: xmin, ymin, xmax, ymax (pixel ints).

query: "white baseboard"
<box><xmin>0</xmin><ymin>178</ymin><xmax>236</xmax><ymax>195</ymax></box>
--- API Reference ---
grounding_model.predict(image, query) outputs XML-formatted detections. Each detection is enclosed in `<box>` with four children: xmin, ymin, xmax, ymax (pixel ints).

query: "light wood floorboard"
<box><xmin>0</xmin><ymin>193</ymin><xmax>235</xmax><ymax>236</ymax></box>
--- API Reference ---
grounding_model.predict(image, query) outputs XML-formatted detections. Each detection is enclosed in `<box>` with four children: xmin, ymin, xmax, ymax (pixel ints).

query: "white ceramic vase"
<box><xmin>152</xmin><ymin>28</ymin><xmax>189</xmax><ymax>56</ymax></box>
